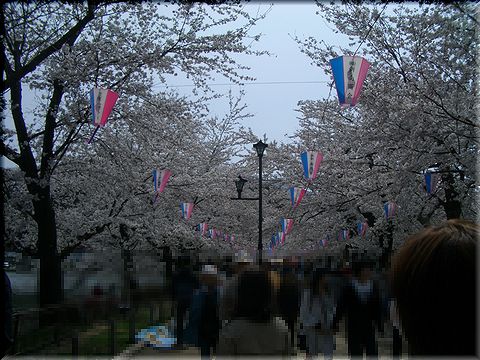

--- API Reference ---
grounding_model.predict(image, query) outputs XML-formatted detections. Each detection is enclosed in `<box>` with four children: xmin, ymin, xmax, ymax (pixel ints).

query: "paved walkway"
<box><xmin>125</xmin><ymin>322</ymin><xmax>408</xmax><ymax>359</ymax></box>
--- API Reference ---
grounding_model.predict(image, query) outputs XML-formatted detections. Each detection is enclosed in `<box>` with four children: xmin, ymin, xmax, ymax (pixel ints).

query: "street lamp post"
<box><xmin>230</xmin><ymin>140</ymin><xmax>268</xmax><ymax>264</ymax></box>
<box><xmin>253</xmin><ymin>140</ymin><xmax>268</xmax><ymax>264</ymax></box>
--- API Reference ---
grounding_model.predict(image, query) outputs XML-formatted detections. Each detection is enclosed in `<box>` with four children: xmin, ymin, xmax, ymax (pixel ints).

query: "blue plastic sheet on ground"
<box><xmin>135</xmin><ymin>325</ymin><xmax>176</xmax><ymax>348</ymax></box>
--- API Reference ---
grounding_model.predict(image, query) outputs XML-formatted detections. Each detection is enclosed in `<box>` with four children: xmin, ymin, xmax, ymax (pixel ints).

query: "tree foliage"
<box><xmin>284</xmin><ymin>2</ymin><xmax>478</xmax><ymax>259</ymax></box>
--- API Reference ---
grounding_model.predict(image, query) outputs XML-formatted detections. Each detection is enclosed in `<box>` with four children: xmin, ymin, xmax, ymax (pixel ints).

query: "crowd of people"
<box><xmin>1</xmin><ymin>219</ymin><xmax>476</xmax><ymax>358</ymax></box>
<box><xmin>169</xmin><ymin>219</ymin><xmax>477</xmax><ymax>359</ymax></box>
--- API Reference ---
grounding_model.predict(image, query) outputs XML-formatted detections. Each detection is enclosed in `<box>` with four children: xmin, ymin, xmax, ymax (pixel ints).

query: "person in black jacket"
<box><xmin>2</xmin><ymin>270</ymin><xmax>13</xmax><ymax>357</ymax></box>
<box><xmin>332</xmin><ymin>260</ymin><xmax>382</xmax><ymax>359</ymax></box>
<box><xmin>197</xmin><ymin>265</ymin><xmax>220</xmax><ymax>359</ymax></box>
<box><xmin>172</xmin><ymin>255</ymin><xmax>198</xmax><ymax>348</ymax></box>
<box><xmin>277</xmin><ymin>267</ymin><xmax>301</xmax><ymax>349</ymax></box>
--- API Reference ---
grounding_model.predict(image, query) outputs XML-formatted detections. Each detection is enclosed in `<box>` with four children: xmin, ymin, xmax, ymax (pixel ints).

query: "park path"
<box><xmin>124</xmin><ymin>320</ymin><xmax>407</xmax><ymax>359</ymax></box>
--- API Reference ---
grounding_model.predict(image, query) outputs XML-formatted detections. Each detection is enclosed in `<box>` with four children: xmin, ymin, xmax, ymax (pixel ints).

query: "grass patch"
<box><xmin>79</xmin><ymin>326</ymin><xmax>110</xmax><ymax>355</ymax></box>
<box><xmin>12</xmin><ymin>294</ymin><xmax>38</xmax><ymax>311</ymax></box>
<box><xmin>15</xmin><ymin>324</ymin><xmax>75</xmax><ymax>355</ymax></box>
<box><xmin>16</xmin><ymin>303</ymin><xmax>173</xmax><ymax>356</ymax></box>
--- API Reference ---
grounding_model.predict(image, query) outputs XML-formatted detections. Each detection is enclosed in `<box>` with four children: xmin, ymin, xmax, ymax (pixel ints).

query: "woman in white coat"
<box><xmin>299</xmin><ymin>270</ymin><xmax>336</xmax><ymax>360</ymax></box>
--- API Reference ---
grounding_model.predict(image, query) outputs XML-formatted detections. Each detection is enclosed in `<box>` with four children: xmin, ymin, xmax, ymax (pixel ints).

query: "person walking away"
<box><xmin>332</xmin><ymin>260</ymin><xmax>383</xmax><ymax>359</ymax></box>
<box><xmin>196</xmin><ymin>265</ymin><xmax>220</xmax><ymax>359</ymax></box>
<box><xmin>218</xmin><ymin>251</ymin><xmax>252</xmax><ymax>326</ymax></box>
<box><xmin>216</xmin><ymin>267</ymin><xmax>291</xmax><ymax>357</ymax></box>
<box><xmin>389</xmin><ymin>298</ymin><xmax>402</xmax><ymax>358</ymax></box>
<box><xmin>172</xmin><ymin>255</ymin><xmax>198</xmax><ymax>348</ymax></box>
<box><xmin>299</xmin><ymin>269</ymin><xmax>336</xmax><ymax>360</ymax></box>
<box><xmin>277</xmin><ymin>267</ymin><xmax>301</xmax><ymax>349</ymax></box>
<box><xmin>2</xmin><ymin>270</ymin><xmax>13</xmax><ymax>357</ymax></box>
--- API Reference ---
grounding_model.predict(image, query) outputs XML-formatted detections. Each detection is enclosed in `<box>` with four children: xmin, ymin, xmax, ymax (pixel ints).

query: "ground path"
<box><xmin>123</xmin><ymin>320</ymin><xmax>408</xmax><ymax>359</ymax></box>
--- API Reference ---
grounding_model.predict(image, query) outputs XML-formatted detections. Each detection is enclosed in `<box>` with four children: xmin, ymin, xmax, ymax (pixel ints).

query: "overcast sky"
<box><xmin>161</xmin><ymin>3</ymin><xmax>350</xmax><ymax>143</ymax></box>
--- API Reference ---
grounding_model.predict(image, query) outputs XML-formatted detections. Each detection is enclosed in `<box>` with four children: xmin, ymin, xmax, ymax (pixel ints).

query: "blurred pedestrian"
<box><xmin>390</xmin><ymin>219</ymin><xmax>477</xmax><ymax>356</ymax></box>
<box><xmin>219</xmin><ymin>251</ymin><xmax>253</xmax><ymax>325</ymax></box>
<box><xmin>299</xmin><ymin>269</ymin><xmax>336</xmax><ymax>360</ymax></box>
<box><xmin>198</xmin><ymin>265</ymin><xmax>220</xmax><ymax>358</ymax></box>
<box><xmin>184</xmin><ymin>264</ymin><xmax>220</xmax><ymax>359</ymax></box>
<box><xmin>389</xmin><ymin>298</ymin><xmax>402</xmax><ymax>359</ymax></box>
<box><xmin>172</xmin><ymin>255</ymin><xmax>198</xmax><ymax>348</ymax></box>
<box><xmin>277</xmin><ymin>266</ymin><xmax>301</xmax><ymax>349</ymax></box>
<box><xmin>216</xmin><ymin>267</ymin><xmax>291</xmax><ymax>357</ymax></box>
<box><xmin>1</xmin><ymin>270</ymin><xmax>13</xmax><ymax>357</ymax></box>
<box><xmin>332</xmin><ymin>260</ymin><xmax>383</xmax><ymax>359</ymax></box>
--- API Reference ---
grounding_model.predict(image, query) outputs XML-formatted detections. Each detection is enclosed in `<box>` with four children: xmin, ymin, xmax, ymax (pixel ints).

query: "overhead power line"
<box><xmin>153</xmin><ymin>80</ymin><xmax>330</xmax><ymax>88</ymax></box>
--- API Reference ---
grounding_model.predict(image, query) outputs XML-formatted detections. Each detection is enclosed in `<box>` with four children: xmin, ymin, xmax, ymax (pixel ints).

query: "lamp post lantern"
<box><xmin>234</xmin><ymin>176</ymin><xmax>248</xmax><ymax>199</ymax></box>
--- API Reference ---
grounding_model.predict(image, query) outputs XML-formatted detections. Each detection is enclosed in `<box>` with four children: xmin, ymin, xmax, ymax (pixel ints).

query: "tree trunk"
<box><xmin>121</xmin><ymin>248</ymin><xmax>132</xmax><ymax>308</ymax></box>
<box><xmin>379</xmin><ymin>222</ymin><xmax>394</xmax><ymax>270</ymax></box>
<box><xmin>442</xmin><ymin>172</ymin><xmax>462</xmax><ymax>219</ymax></box>
<box><xmin>34</xmin><ymin>188</ymin><xmax>62</xmax><ymax>307</ymax></box>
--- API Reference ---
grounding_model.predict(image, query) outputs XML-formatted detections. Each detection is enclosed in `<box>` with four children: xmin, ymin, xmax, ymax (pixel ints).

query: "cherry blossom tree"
<box><xmin>1</xmin><ymin>1</ymin><xmax>268</xmax><ymax>306</ymax></box>
<box><xmin>286</xmin><ymin>2</ymin><xmax>478</xmax><ymax>262</ymax></box>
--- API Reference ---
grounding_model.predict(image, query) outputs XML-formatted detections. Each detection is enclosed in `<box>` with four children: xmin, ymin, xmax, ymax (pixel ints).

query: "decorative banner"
<box><xmin>271</xmin><ymin>233</ymin><xmax>281</xmax><ymax>249</ymax></box>
<box><xmin>320</xmin><ymin>235</ymin><xmax>330</xmax><ymax>247</ymax></box>
<box><xmin>270</xmin><ymin>234</ymin><xmax>277</xmax><ymax>250</ymax></box>
<box><xmin>357</xmin><ymin>221</ymin><xmax>368</xmax><ymax>237</ymax></box>
<box><xmin>280</xmin><ymin>218</ymin><xmax>294</xmax><ymax>235</ymax></box>
<box><xmin>152</xmin><ymin>169</ymin><xmax>171</xmax><ymax>203</ymax></box>
<box><xmin>153</xmin><ymin>169</ymin><xmax>171</xmax><ymax>194</ymax></box>
<box><xmin>197</xmin><ymin>222</ymin><xmax>208</xmax><ymax>236</ymax></box>
<box><xmin>180</xmin><ymin>202</ymin><xmax>194</xmax><ymax>220</ymax></box>
<box><xmin>424</xmin><ymin>171</ymin><xmax>440</xmax><ymax>194</ymax></box>
<box><xmin>330</xmin><ymin>56</ymin><xmax>370</xmax><ymax>107</ymax></box>
<box><xmin>301</xmin><ymin>151</ymin><xmax>323</xmax><ymax>181</ymax></box>
<box><xmin>224</xmin><ymin>234</ymin><xmax>234</xmax><ymax>242</ymax></box>
<box><xmin>208</xmin><ymin>228</ymin><xmax>217</xmax><ymax>239</ymax></box>
<box><xmin>289</xmin><ymin>187</ymin><xmax>306</xmax><ymax>209</ymax></box>
<box><xmin>88</xmin><ymin>88</ymin><xmax>119</xmax><ymax>144</ymax></box>
<box><xmin>338</xmin><ymin>229</ymin><xmax>350</xmax><ymax>241</ymax></box>
<box><xmin>384</xmin><ymin>201</ymin><xmax>397</xmax><ymax>220</ymax></box>
<box><xmin>278</xmin><ymin>231</ymin><xmax>286</xmax><ymax>246</ymax></box>
<box><xmin>269</xmin><ymin>245</ymin><xmax>274</xmax><ymax>255</ymax></box>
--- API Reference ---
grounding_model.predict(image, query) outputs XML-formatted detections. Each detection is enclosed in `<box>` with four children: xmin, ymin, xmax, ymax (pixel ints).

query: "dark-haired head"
<box><xmin>352</xmin><ymin>260</ymin><xmax>373</xmax><ymax>282</ymax></box>
<box><xmin>310</xmin><ymin>268</ymin><xmax>329</xmax><ymax>296</ymax></box>
<box><xmin>390</xmin><ymin>219</ymin><xmax>477</xmax><ymax>356</ymax></box>
<box><xmin>235</xmin><ymin>268</ymin><xmax>274</xmax><ymax>323</ymax></box>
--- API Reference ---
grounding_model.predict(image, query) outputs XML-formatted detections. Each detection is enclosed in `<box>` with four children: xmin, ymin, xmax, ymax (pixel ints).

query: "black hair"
<box><xmin>235</xmin><ymin>268</ymin><xmax>273</xmax><ymax>323</ymax></box>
